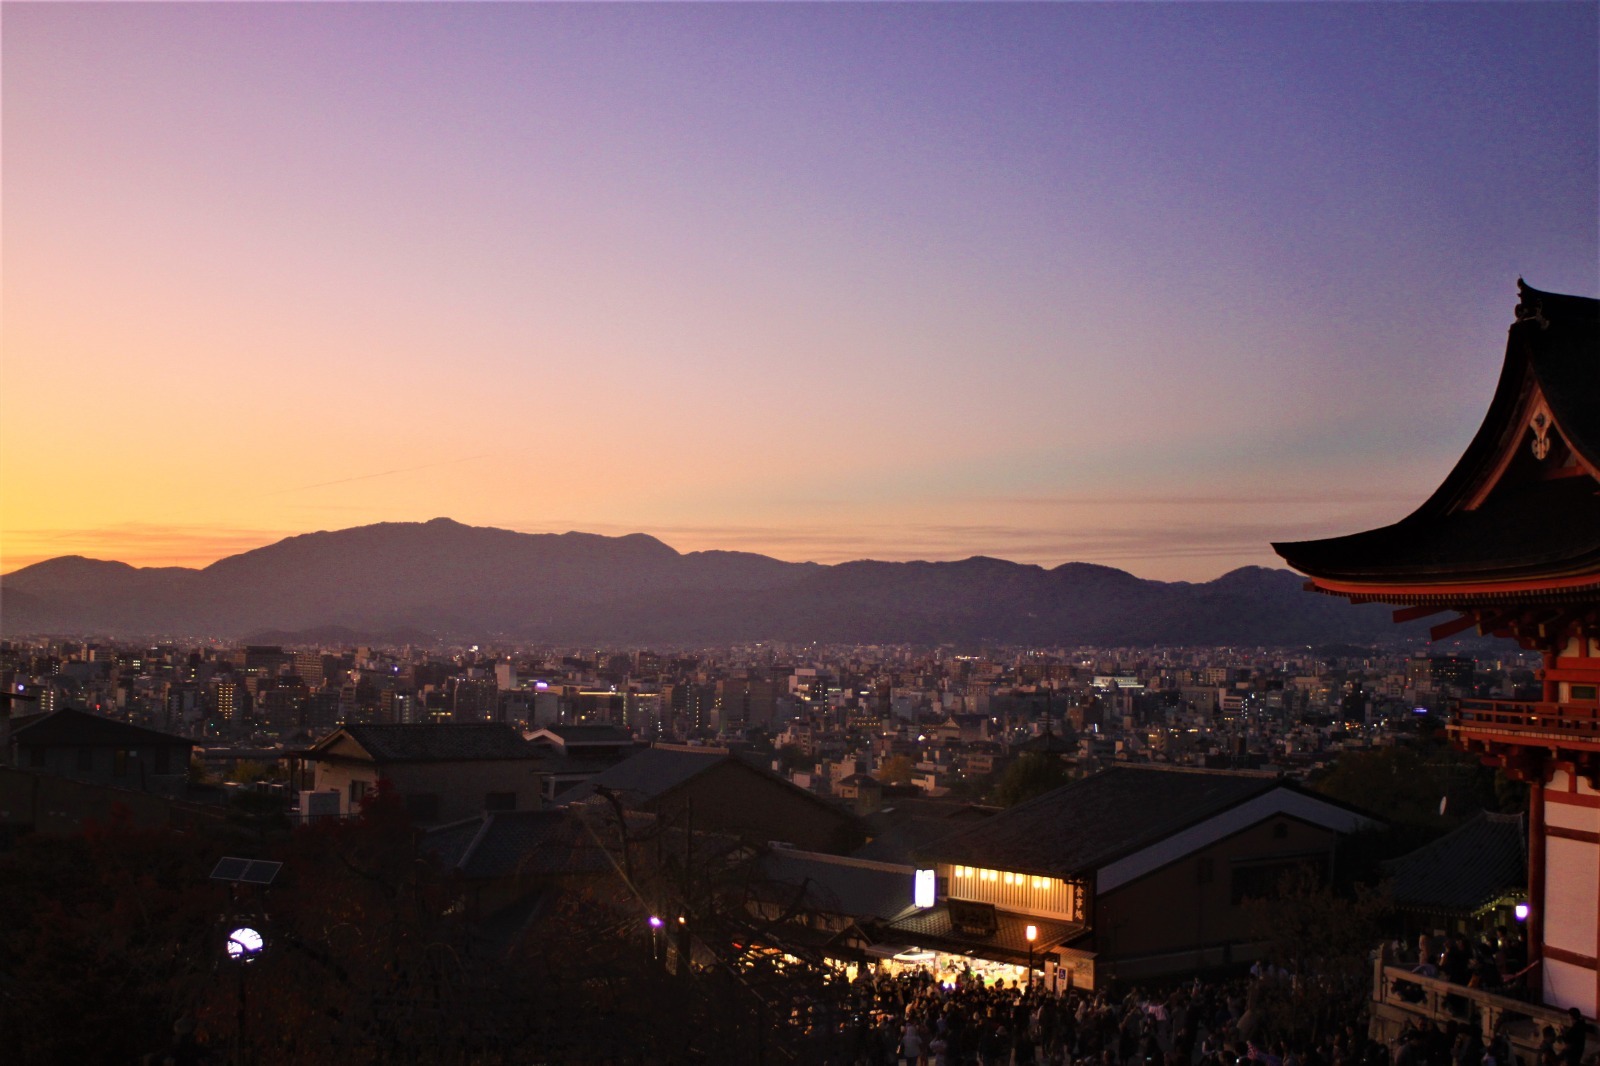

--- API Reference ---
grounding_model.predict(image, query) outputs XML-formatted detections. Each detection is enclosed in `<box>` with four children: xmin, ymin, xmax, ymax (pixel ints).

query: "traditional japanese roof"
<box><xmin>555</xmin><ymin>745</ymin><xmax>728</xmax><ymax>803</ymax></box>
<box><xmin>308</xmin><ymin>723</ymin><xmax>536</xmax><ymax>763</ymax></box>
<box><xmin>529</xmin><ymin>725</ymin><xmax>633</xmax><ymax>745</ymax></box>
<box><xmin>10</xmin><ymin>707</ymin><xmax>194</xmax><ymax>749</ymax></box>
<box><xmin>855</xmin><ymin>799</ymin><xmax>997</xmax><ymax>865</ymax></box>
<box><xmin>1384</xmin><ymin>810</ymin><xmax>1526</xmax><ymax>916</ymax></box>
<box><xmin>917</xmin><ymin>765</ymin><xmax>1377</xmax><ymax>884</ymax></box>
<box><xmin>879</xmin><ymin>904</ymin><xmax>1085</xmax><ymax>965</ymax></box>
<box><xmin>554</xmin><ymin>744</ymin><xmax>862</xmax><ymax>843</ymax></box>
<box><xmin>1274</xmin><ymin>281</ymin><xmax>1600</xmax><ymax>605</ymax></box>
<box><xmin>423</xmin><ymin>809</ymin><xmax>616</xmax><ymax>881</ymax></box>
<box><xmin>756</xmin><ymin>849</ymin><xmax>917</xmax><ymax>921</ymax></box>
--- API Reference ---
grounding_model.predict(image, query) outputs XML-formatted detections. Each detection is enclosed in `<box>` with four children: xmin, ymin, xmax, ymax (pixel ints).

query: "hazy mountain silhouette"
<box><xmin>1</xmin><ymin>517</ymin><xmax>1414</xmax><ymax>645</ymax></box>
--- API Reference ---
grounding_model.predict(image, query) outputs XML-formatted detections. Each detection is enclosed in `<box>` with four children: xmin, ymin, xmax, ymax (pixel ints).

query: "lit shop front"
<box><xmin>868</xmin><ymin>865</ymin><xmax>1092</xmax><ymax>989</ymax></box>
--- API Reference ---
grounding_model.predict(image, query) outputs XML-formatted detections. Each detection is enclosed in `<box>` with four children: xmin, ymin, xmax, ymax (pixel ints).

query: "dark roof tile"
<box><xmin>11</xmin><ymin>707</ymin><xmax>193</xmax><ymax>749</ymax></box>
<box><xmin>917</xmin><ymin>765</ymin><xmax>1280</xmax><ymax>878</ymax></box>
<box><xmin>1385</xmin><ymin>810</ymin><xmax>1526</xmax><ymax>914</ymax></box>
<box><xmin>757</xmin><ymin>850</ymin><xmax>917</xmax><ymax>921</ymax></box>
<box><xmin>336</xmin><ymin>724</ymin><xmax>535</xmax><ymax>762</ymax></box>
<box><xmin>555</xmin><ymin>746</ymin><xmax>728</xmax><ymax>803</ymax></box>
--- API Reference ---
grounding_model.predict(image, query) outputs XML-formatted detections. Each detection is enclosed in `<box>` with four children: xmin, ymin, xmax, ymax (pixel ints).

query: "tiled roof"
<box><xmin>554</xmin><ymin>746</ymin><xmax>728</xmax><ymax>804</ymax></box>
<box><xmin>10</xmin><ymin>707</ymin><xmax>194</xmax><ymax>749</ymax></box>
<box><xmin>423</xmin><ymin>809</ymin><xmax>617</xmax><ymax>881</ymax></box>
<box><xmin>537</xmin><ymin>725</ymin><xmax>632</xmax><ymax>744</ymax></box>
<box><xmin>917</xmin><ymin>765</ymin><xmax>1280</xmax><ymax>878</ymax></box>
<box><xmin>1275</xmin><ymin>282</ymin><xmax>1600</xmax><ymax>589</ymax></box>
<box><xmin>1385</xmin><ymin>810</ymin><xmax>1526</xmax><ymax>915</ymax></box>
<box><xmin>335</xmin><ymin>724</ymin><xmax>536</xmax><ymax>762</ymax></box>
<box><xmin>757</xmin><ymin>850</ymin><xmax>916</xmax><ymax>921</ymax></box>
<box><xmin>856</xmin><ymin>801</ymin><xmax>996</xmax><ymax>866</ymax></box>
<box><xmin>881</xmin><ymin>904</ymin><xmax>1084</xmax><ymax>963</ymax></box>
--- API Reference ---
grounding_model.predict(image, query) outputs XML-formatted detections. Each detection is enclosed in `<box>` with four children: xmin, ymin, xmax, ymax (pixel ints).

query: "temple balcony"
<box><xmin>1370</xmin><ymin>955</ymin><xmax>1591</xmax><ymax>1049</ymax></box>
<box><xmin>1450</xmin><ymin>699</ymin><xmax>1600</xmax><ymax>781</ymax></box>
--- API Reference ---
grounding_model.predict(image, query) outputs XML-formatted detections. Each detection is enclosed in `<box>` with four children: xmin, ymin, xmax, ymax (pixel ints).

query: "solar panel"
<box><xmin>210</xmin><ymin>857</ymin><xmax>249</xmax><ymax>881</ymax></box>
<box><xmin>210</xmin><ymin>857</ymin><xmax>282</xmax><ymax>885</ymax></box>
<box><xmin>238</xmin><ymin>860</ymin><xmax>282</xmax><ymax>886</ymax></box>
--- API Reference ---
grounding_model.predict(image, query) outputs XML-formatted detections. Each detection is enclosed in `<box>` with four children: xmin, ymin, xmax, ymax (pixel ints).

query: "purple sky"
<box><xmin>4</xmin><ymin>2</ymin><xmax>1596</xmax><ymax>580</ymax></box>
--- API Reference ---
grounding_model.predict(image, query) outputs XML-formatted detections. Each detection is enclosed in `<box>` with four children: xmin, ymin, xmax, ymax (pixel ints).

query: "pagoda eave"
<box><xmin>1304</xmin><ymin>574</ymin><xmax>1600</xmax><ymax>606</ymax></box>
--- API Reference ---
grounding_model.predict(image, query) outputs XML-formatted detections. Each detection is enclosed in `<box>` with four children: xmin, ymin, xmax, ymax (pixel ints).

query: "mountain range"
<box><xmin>0</xmin><ymin>518</ymin><xmax>1418</xmax><ymax>646</ymax></box>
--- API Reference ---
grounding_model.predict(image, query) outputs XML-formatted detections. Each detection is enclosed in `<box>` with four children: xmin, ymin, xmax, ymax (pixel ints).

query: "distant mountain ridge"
<box><xmin>1</xmin><ymin>517</ymin><xmax>1414</xmax><ymax>645</ymax></box>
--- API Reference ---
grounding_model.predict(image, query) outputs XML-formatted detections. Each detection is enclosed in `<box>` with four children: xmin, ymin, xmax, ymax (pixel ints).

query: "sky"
<box><xmin>3</xmin><ymin>1</ymin><xmax>1596</xmax><ymax>582</ymax></box>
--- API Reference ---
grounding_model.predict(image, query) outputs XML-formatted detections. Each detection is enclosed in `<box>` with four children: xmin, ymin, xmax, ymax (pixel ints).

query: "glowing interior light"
<box><xmin>1515</xmin><ymin>902</ymin><xmax>1530</xmax><ymax>921</ymax></box>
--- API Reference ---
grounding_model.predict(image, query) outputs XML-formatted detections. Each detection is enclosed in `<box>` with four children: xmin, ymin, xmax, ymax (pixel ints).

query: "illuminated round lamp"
<box><xmin>1515</xmin><ymin>902</ymin><xmax>1530</xmax><ymax>922</ymax></box>
<box><xmin>1025</xmin><ymin>925</ymin><xmax>1038</xmax><ymax>943</ymax></box>
<box><xmin>648</xmin><ymin>915</ymin><xmax>664</xmax><ymax>929</ymax></box>
<box><xmin>226</xmin><ymin>926</ymin><xmax>265</xmax><ymax>962</ymax></box>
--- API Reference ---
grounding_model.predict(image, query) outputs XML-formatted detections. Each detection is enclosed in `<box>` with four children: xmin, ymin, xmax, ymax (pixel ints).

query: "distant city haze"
<box><xmin>4</xmin><ymin>3</ymin><xmax>1595</xmax><ymax>581</ymax></box>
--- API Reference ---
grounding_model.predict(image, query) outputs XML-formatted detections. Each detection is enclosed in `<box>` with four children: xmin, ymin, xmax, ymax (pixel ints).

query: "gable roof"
<box><xmin>555</xmin><ymin>745</ymin><xmax>729</xmax><ymax>804</ymax></box>
<box><xmin>918</xmin><ymin>765</ymin><xmax>1292</xmax><ymax>879</ymax></box>
<box><xmin>756</xmin><ymin>849</ymin><xmax>917</xmax><ymax>921</ymax></box>
<box><xmin>310</xmin><ymin>723</ymin><xmax>535</xmax><ymax>763</ymax></box>
<box><xmin>10</xmin><ymin>707</ymin><xmax>194</xmax><ymax>749</ymax></box>
<box><xmin>1275</xmin><ymin>281</ymin><xmax>1600</xmax><ymax>599</ymax></box>
<box><xmin>423</xmin><ymin>809</ymin><xmax>616</xmax><ymax>881</ymax></box>
<box><xmin>555</xmin><ymin>744</ymin><xmax>862</xmax><ymax>836</ymax></box>
<box><xmin>1385</xmin><ymin>810</ymin><xmax>1526</xmax><ymax>916</ymax></box>
<box><xmin>532</xmin><ymin>724</ymin><xmax>633</xmax><ymax>743</ymax></box>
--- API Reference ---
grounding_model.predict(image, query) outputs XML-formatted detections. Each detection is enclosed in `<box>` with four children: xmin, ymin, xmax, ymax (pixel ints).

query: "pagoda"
<box><xmin>1275</xmin><ymin>280</ymin><xmax>1599</xmax><ymax>1019</ymax></box>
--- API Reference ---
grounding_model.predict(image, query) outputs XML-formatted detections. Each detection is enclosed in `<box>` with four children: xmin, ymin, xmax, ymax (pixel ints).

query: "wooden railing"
<box><xmin>1452</xmin><ymin>699</ymin><xmax>1600</xmax><ymax>740</ymax></box>
<box><xmin>1371</xmin><ymin>959</ymin><xmax>1589</xmax><ymax>1059</ymax></box>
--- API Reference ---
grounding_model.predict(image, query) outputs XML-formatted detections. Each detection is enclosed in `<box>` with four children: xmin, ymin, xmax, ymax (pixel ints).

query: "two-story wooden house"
<box><xmin>297</xmin><ymin>723</ymin><xmax>544</xmax><ymax>824</ymax></box>
<box><xmin>891</xmin><ymin>764</ymin><xmax>1379</xmax><ymax>987</ymax></box>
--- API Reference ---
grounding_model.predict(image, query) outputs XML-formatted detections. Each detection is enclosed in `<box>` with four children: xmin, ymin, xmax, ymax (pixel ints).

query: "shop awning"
<box><xmin>877</xmin><ymin>904</ymin><xmax>1086</xmax><ymax>967</ymax></box>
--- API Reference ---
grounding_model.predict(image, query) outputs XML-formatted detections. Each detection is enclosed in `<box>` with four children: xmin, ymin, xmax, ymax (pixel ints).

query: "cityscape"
<box><xmin>3</xmin><ymin>3</ymin><xmax>1597</xmax><ymax>1065</ymax></box>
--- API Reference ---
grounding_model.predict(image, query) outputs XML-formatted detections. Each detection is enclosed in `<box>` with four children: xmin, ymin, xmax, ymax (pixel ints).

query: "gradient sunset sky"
<box><xmin>4</xmin><ymin>2</ymin><xmax>1596</xmax><ymax>582</ymax></box>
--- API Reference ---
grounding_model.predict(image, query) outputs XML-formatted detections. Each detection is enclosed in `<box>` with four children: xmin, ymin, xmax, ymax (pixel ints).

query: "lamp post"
<box><xmin>1025</xmin><ymin>924</ymin><xmax>1037</xmax><ymax>990</ymax></box>
<box><xmin>648</xmin><ymin>914</ymin><xmax>664</xmax><ymax>963</ymax></box>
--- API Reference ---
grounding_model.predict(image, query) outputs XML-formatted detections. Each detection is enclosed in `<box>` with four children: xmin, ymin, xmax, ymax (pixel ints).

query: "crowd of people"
<box><xmin>1391</xmin><ymin>932</ymin><xmax>1535</xmax><ymax>998</ymax></box>
<box><xmin>792</xmin><ymin>967</ymin><xmax>1392</xmax><ymax>1066</ymax></box>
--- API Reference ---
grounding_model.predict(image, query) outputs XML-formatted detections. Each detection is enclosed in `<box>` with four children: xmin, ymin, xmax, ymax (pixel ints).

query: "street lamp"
<box><xmin>1025</xmin><ymin>924</ymin><xmax>1037</xmax><ymax>989</ymax></box>
<box><xmin>226</xmin><ymin>926</ymin><xmax>265</xmax><ymax>962</ymax></box>
<box><xmin>648</xmin><ymin>915</ymin><xmax>664</xmax><ymax>962</ymax></box>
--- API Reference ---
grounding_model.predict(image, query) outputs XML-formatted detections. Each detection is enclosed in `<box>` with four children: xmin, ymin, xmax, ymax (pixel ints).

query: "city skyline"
<box><xmin>5</xmin><ymin>2</ymin><xmax>1596</xmax><ymax>581</ymax></box>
